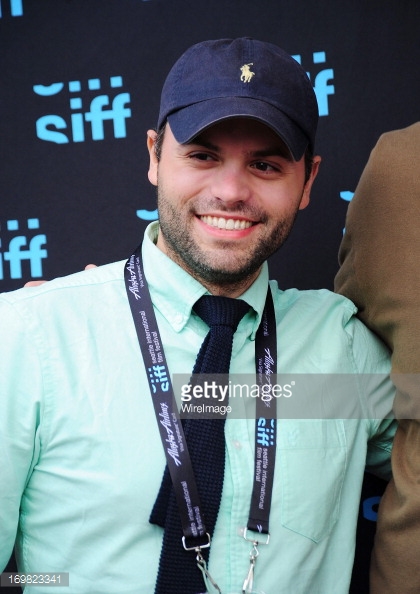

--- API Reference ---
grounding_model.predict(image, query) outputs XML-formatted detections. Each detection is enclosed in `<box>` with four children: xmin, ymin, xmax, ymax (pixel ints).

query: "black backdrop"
<box><xmin>1</xmin><ymin>1</ymin><xmax>420</xmax><ymax>591</ymax></box>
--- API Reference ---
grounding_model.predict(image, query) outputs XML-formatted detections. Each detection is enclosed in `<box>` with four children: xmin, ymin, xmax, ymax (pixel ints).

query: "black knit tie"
<box><xmin>151</xmin><ymin>295</ymin><xmax>250</xmax><ymax>594</ymax></box>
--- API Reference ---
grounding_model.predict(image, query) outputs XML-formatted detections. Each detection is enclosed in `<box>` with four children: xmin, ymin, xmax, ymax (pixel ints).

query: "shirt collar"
<box><xmin>142</xmin><ymin>221</ymin><xmax>269</xmax><ymax>339</ymax></box>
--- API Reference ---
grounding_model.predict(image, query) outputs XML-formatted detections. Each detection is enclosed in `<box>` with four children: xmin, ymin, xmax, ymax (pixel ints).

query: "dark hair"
<box><xmin>304</xmin><ymin>148</ymin><xmax>314</xmax><ymax>184</ymax></box>
<box><xmin>154</xmin><ymin>123</ymin><xmax>166</xmax><ymax>161</ymax></box>
<box><xmin>155</xmin><ymin>121</ymin><xmax>314</xmax><ymax>183</ymax></box>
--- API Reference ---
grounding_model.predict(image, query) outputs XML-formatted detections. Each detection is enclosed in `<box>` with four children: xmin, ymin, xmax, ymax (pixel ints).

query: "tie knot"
<box><xmin>193</xmin><ymin>295</ymin><xmax>249</xmax><ymax>332</ymax></box>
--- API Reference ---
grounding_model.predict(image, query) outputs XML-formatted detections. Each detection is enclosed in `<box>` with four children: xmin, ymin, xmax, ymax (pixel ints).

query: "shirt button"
<box><xmin>232</xmin><ymin>440</ymin><xmax>242</xmax><ymax>450</ymax></box>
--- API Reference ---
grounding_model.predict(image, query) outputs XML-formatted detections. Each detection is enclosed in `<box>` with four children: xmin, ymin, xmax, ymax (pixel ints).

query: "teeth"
<box><xmin>201</xmin><ymin>215</ymin><xmax>252</xmax><ymax>230</ymax></box>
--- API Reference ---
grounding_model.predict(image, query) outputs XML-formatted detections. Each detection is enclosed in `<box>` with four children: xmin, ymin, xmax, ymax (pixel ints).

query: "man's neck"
<box><xmin>196</xmin><ymin>272</ymin><xmax>260</xmax><ymax>298</ymax></box>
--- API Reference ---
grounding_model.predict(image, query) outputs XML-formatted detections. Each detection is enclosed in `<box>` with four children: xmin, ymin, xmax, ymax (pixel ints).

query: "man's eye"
<box><xmin>252</xmin><ymin>161</ymin><xmax>277</xmax><ymax>172</ymax></box>
<box><xmin>190</xmin><ymin>152</ymin><xmax>214</xmax><ymax>161</ymax></box>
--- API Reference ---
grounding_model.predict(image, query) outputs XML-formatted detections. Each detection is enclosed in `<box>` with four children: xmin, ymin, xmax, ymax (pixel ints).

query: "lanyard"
<box><xmin>124</xmin><ymin>245</ymin><xmax>277</xmax><ymax>593</ymax></box>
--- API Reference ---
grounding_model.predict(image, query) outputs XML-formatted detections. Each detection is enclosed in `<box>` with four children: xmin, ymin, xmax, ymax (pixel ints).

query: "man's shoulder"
<box><xmin>0</xmin><ymin>260</ymin><xmax>126</xmax><ymax>307</ymax></box>
<box><xmin>269</xmin><ymin>282</ymin><xmax>391</xmax><ymax>371</ymax></box>
<box><xmin>269</xmin><ymin>281</ymin><xmax>357</xmax><ymax>317</ymax></box>
<box><xmin>0</xmin><ymin>260</ymin><xmax>131</xmax><ymax>345</ymax></box>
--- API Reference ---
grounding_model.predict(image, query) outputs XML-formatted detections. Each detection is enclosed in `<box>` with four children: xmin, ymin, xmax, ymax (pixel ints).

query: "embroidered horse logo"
<box><xmin>240</xmin><ymin>63</ymin><xmax>255</xmax><ymax>83</ymax></box>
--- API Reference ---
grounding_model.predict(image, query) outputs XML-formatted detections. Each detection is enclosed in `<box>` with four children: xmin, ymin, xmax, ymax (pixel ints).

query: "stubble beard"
<box><xmin>156</xmin><ymin>185</ymin><xmax>299</xmax><ymax>290</ymax></box>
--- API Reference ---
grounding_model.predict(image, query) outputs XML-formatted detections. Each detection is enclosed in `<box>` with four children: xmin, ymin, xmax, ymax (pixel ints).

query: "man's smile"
<box><xmin>199</xmin><ymin>215</ymin><xmax>254</xmax><ymax>230</ymax></box>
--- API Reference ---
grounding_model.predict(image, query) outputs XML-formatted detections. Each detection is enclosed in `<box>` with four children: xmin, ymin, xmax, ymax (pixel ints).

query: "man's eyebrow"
<box><xmin>184</xmin><ymin>138</ymin><xmax>219</xmax><ymax>151</ymax></box>
<box><xmin>184</xmin><ymin>139</ymin><xmax>293</xmax><ymax>161</ymax></box>
<box><xmin>251</xmin><ymin>147</ymin><xmax>293</xmax><ymax>161</ymax></box>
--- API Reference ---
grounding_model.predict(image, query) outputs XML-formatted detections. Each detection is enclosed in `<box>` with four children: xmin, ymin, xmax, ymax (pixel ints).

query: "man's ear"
<box><xmin>147</xmin><ymin>129</ymin><xmax>158</xmax><ymax>186</ymax></box>
<box><xmin>299</xmin><ymin>156</ymin><xmax>321</xmax><ymax>210</ymax></box>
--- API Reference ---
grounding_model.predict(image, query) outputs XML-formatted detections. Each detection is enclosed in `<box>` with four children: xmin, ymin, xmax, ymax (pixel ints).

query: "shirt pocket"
<box><xmin>278</xmin><ymin>420</ymin><xmax>347</xmax><ymax>543</ymax></box>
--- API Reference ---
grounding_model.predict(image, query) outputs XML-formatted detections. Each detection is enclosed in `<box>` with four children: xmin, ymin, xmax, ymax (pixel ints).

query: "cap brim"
<box><xmin>167</xmin><ymin>96</ymin><xmax>309</xmax><ymax>161</ymax></box>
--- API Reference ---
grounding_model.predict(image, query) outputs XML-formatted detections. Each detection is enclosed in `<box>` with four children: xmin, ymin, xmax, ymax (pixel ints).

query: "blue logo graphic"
<box><xmin>0</xmin><ymin>218</ymin><xmax>48</xmax><ymax>280</ymax></box>
<box><xmin>340</xmin><ymin>191</ymin><xmax>354</xmax><ymax>202</ymax></box>
<box><xmin>34</xmin><ymin>76</ymin><xmax>131</xmax><ymax>143</ymax></box>
<box><xmin>362</xmin><ymin>495</ymin><xmax>381</xmax><ymax>522</ymax></box>
<box><xmin>256</xmin><ymin>418</ymin><xmax>275</xmax><ymax>447</ymax></box>
<box><xmin>148</xmin><ymin>364</ymin><xmax>170</xmax><ymax>393</ymax></box>
<box><xmin>340</xmin><ymin>191</ymin><xmax>354</xmax><ymax>234</ymax></box>
<box><xmin>293</xmin><ymin>51</ymin><xmax>335</xmax><ymax>116</ymax></box>
<box><xmin>0</xmin><ymin>0</ymin><xmax>23</xmax><ymax>17</ymax></box>
<box><xmin>136</xmin><ymin>208</ymin><xmax>158</xmax><ymax>221</ymax></box>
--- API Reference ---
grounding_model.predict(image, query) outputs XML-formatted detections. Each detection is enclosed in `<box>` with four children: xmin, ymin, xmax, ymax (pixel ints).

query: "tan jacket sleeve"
<box><xmin>335</xmin><ymin>122</ymin><xmax>420</xmax><ymax>594</ymax></box>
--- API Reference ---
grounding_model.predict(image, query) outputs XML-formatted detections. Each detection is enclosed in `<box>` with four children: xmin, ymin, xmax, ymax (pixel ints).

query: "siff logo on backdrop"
<box><xmin>34</xmin><ymin>76</ymin><xmax>131</xmax><ymax>144</ymax></box>
<box><xmin>0</xmin><ymin>219</ymin><xmax>47</xmax><ymax>281</ymax></box>
<box><xmin>292</xmin><ymin>51</ymin><xmax>335</xmax><ymax>117</ymax></box>
<box><xmin>137</xmin><ymin>49</ymin><xmax>336</xmax><ymax>221</ymax></box>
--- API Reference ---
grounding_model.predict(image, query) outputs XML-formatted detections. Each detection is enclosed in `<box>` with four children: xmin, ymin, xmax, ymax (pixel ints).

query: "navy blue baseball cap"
<box><xmin>157</xmin><ymin>37</ymin><xmax>318</xmax><ymax>161</ymax></box>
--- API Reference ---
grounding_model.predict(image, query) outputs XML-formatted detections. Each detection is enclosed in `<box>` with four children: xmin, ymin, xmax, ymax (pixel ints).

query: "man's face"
<box><xmin>147</xmin><ymin>118</ymin><xmax>320</xmax><ymax>295</ymax></box>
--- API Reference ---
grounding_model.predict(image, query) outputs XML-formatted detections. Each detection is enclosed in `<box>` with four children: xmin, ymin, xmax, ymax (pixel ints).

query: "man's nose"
<box><xmin>210</xmin><ymin>165</ymin><xmax>252</xmax><ymax>205</ymax></box>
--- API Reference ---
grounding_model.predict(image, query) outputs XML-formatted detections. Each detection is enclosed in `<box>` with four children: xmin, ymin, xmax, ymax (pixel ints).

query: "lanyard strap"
<box><xmin>248</xmin><ymin>287</ymin><xmax>277</xmax><ymax>537</ymax></box>
<box><xmin>125</xmin><ymin>251</ymin><xmax>208</xmax><ymax>545</ymax></box>
<box><xmin>124</xmin><ymin>246</ymin><xmax>277</xmax><ymax>547</ymax></box>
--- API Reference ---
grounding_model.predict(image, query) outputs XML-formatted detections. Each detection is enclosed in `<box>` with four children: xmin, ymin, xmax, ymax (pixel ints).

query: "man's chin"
<box><xmin>186</xmin><ymin>259</ymin><xmax>262</xmax><ymax>286</ymax></box>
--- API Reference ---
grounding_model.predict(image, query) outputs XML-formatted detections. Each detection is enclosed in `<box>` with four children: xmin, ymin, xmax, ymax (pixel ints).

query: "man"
<box><xmin>0</xmin><ymin>38</ymin><xmax>395</xmax><ymax>594</ymax></box>
<box><xmin>335</xmin><ymin>122</ymin><xmax>420</xmax><ymax>594</ymax></box>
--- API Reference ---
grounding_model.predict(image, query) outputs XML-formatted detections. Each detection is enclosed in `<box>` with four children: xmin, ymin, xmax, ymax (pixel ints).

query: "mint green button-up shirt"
<box><xmin>0</xmin><ymin>222</ymin><xmax>395</xmax><ymax>593</ymax></box>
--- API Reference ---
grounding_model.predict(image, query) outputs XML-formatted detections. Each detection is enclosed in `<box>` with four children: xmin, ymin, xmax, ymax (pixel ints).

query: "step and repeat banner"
<box><xmin>1</xmin><ymin>1</ymin><xmax>419</xmax><ymax>592</ymax></box>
